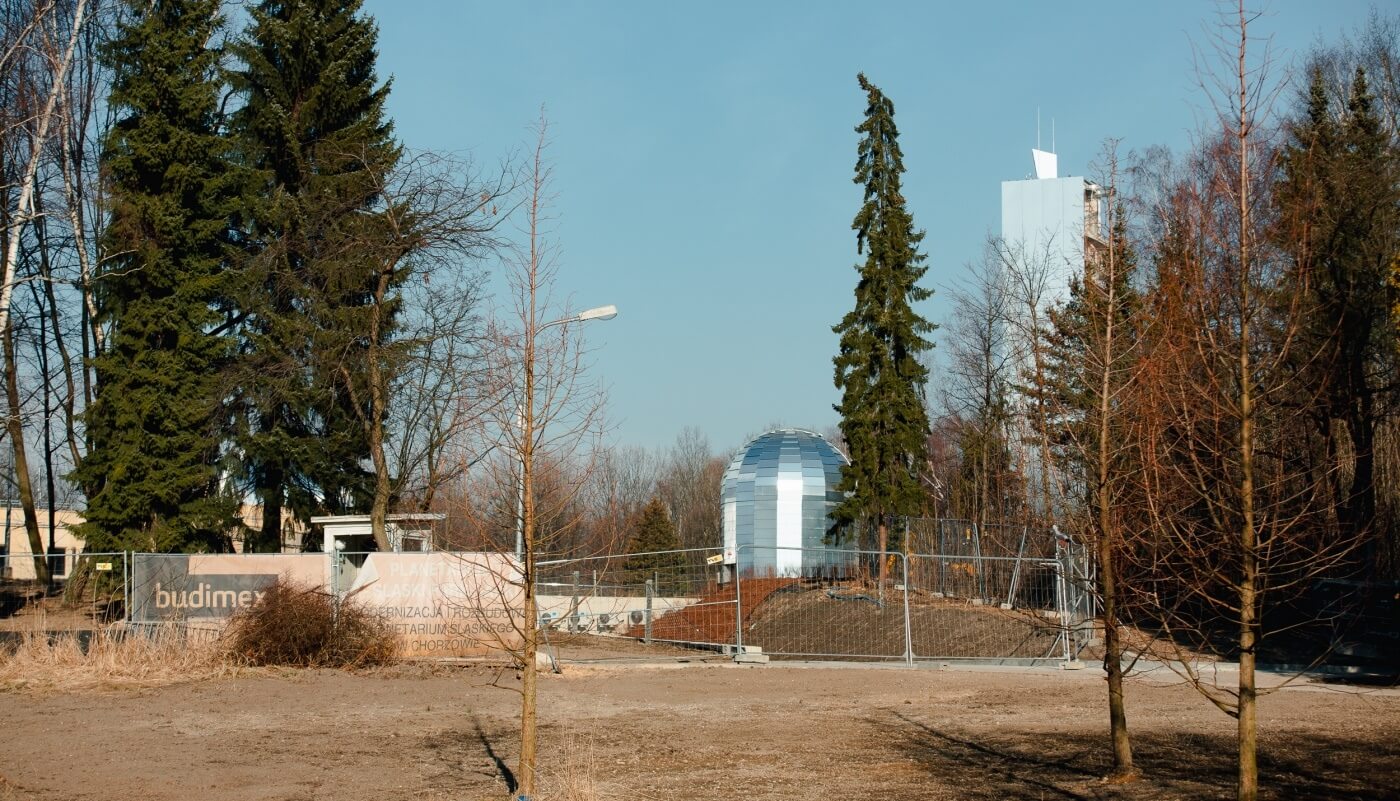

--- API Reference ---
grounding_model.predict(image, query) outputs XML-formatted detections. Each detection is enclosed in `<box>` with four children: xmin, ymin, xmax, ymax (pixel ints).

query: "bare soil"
<box><xmin>0</xmin><ymin>639</ymin><xmax>1396</xmax><ymax>801</ymax></box>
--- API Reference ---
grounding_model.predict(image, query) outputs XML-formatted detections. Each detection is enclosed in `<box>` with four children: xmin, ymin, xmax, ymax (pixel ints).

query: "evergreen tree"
<box><xmin>1039</xmin><ymin>206</ymin><xmax>1142</xmax><ymax>501</ymax></box>
<box><xmin>831</xmin><ymin>73</ymin><xmax>935</xmax><ymax>571</ymax></box>
<box><xmin>1276</xmin><ymin>67</ymin><xmax>1399</xmax><ymax>560</ymax></box>
<box><xmin>230</xmin><ymin>0</ymin><xmax>401</xmax><ymax>549</ymax></box>
<box><xmin>73</xmin><ymin>0</ymin><xmax>241</xmax><ymax>552</ymax></box>
<box><xmin>624</xmin><ymin>497</ymin><xmax>684</xmax><ymax>589</ymax></box>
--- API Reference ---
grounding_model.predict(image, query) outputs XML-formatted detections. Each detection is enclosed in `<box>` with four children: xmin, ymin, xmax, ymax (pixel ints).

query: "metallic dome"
<box><xmin>721</xmin><ymin>428</ymin><xmax>849</xmax><ymax>575</ymax></box>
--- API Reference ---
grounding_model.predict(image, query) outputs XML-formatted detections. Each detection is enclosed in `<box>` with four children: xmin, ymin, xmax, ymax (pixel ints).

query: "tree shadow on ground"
<box><xmin>888</xmin><ymin>711</ymin><xmax>1400</xmax><ymax>801</ymax></box>
<box><xmin>419</xmin><ymin>715</ymin><xmax>517</xmax><ymax>795</ymax></box>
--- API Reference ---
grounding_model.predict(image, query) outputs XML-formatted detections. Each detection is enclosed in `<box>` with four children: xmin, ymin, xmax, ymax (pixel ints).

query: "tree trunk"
<box><xmin>876</xmin><ymin>518</ymin><xmax>889</xmax><ymax>587</ymax></box>
<box><xmin>30</xmin><ymin>211</ymin><xmax>58</xmax><ymax>562</ymax></box>
<box><xmin>367</xmin><ymin>263</ymin><xmax>393</xmax><ymax>552</ymax></box>
<box><xmin>1096</xmin><ymin>166</ymin><xmax>1134</xmax><ymax>779</ymax></box>
<box><xmin>369</xmin><ymin>447</ymin><xmax>391</xmax><ymax>552</ymax></box>
<box><xmin>1098</xmin><ymin>509</ymin><xmax>1134</xmax><ymax>776</ymax></box>
<box><xmin>366</xmin><ymin>376</ymin><xmax>392</xmax><ymax>551</ymax></box>
<box><xmin>4</xmin><ymin>316</ymin><xmax>47</xmax><ymax>585</ymax></box>
<box><xmin>1345</xmin><ymin>400</ymin><xmax>1377</xmax><ymax>573</ymax></box>
<box><xmin>516</xmin><ymin>300</ymin><xmax>539</xmax><ymax>798</ymax></box>
<box><xmin>1238</xmin><ymin>566</ymin><xmax>1259</xmax><ymax>801</ymax></box>
<box><xmin>255</xmin><ymin>456</ymin><xmax>283</xmax><ymax>552</ymax></box>
<box><xmin>1236</xmin><ymin>7</ymin><xmax>1259</xmax><ymax>797</ymax></box>
<box><xmin>518</xmin><ymin>552</ymin><xmax>539</xmax><ymax>798</ymax></box>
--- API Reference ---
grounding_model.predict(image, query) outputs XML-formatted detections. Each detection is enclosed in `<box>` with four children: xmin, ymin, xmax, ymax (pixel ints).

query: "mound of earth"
<box><xmin>741</xmin><ymin>585</ymin><xmax>1062</xmax><ymax>660</ymax></box>
<box><xmin>627</xmin><ymin>579</ymin><xmax>1062</xmax><ymax>660</ymax></box>
<box><xmin>625</xmin><ymin>578</ymin><xmax>796</xmax><ymax>645</ymax></box>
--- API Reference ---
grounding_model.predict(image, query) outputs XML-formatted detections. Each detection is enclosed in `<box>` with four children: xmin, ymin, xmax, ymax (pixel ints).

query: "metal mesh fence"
<box><xmin>906</xmin><ymin>518</ymin><xmax>1050</xmax><ymax>561</ymax></box>
<box><xmin>734</xmin><ymin>545</ymin><xmax>906</xmax><ymax>660</ymax></box>
<box><xmin>0</xmin><ymin>551</ymin><xmax>128</xmax><ymax>632</ymax></box>
<box><xmin>535</xmin><ymin>548</ymin><xmax>736</xmax><ymax>647</ymax></box>
<box><xmin>532</xmin><ymin>541</ymin><xmax>1084</xmax><ymax>664</ymax></box>
<box><xmin>62</xmin><ymin>552</ymin><xmax>129</xmax><ymax>624</ymax></box>
<box><xmin>905</xmin><ymin>553</ymin><xmax>1064</xmax><ymax>661</ymax></box>
<box><xmin>723</xmin><ymin>543</ymin><xmax>1080</xmax><ymax>663</ymax></box>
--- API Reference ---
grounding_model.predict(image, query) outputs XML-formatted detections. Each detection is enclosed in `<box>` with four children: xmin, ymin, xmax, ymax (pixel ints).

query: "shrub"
<box><xmin>224</xmin><ymin>577</ymin><xmax>398</xmax><ymax>668</ymax></box>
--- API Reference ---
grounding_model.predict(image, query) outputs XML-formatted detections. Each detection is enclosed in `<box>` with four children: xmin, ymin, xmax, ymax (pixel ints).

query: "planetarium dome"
<box><xmin>721</xmin><ymin>428</ymin><xmax>850</xmax><ymax>575</ymax></box>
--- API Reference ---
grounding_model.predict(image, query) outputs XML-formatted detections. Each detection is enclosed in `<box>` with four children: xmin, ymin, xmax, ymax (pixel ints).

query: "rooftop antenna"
<box><xmin>1031</xmin><ymin>109</ymin><xmax>1057</xmax><ymax>180</ymax></box>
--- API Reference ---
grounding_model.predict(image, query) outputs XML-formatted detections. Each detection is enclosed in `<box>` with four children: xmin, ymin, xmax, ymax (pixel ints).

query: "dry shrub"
<box><xmin>224</xmin><ymin>578</ymin><xmax>398</xmax><ymax>668</ymax></box>
<box><xmin>0</xmin><ymin>623</ymin><xmax>231</xmax><ymax>693</ymax></box>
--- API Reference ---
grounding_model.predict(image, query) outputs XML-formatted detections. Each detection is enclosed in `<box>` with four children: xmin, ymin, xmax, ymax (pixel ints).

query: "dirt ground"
<box><xmin>0</xmin><ymin>642</ymin><xmax>1397</xmax><ymax>801</ymax></box>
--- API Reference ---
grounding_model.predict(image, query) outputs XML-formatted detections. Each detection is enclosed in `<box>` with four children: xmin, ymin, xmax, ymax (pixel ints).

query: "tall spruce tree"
<box><xmin>832</xmin><ymin>73</ymin><xmax>935</xmax><ymax>580</ymax></box>
<box><xmin>1276</xmin><ymin>67</ymin><xmax>1399</xmax><ymax>566</ymax></box>
<box><xmin>230</xmin><ymin>0</ymin><xmax>401</xmax><ymax>549</ymax></box>
<box><xmin>73</xmin><ymin>0</ymin><xmax>240</xmax><ymax>552</ymax></box>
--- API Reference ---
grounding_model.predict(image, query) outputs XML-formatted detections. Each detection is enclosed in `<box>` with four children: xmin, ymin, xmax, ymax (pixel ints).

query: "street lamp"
<box><xmin>574</xmin><ymin>304</ymin><xmax>618</xmax><ymax>322</ymax></box>
<box><xmin>515</xmin><ymin>305</ymin><xmax>618</xmax><ymax>559</ymax></box>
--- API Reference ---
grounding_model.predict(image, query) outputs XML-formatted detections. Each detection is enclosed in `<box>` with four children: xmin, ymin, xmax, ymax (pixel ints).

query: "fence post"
<box><xmin>734</xmin><ymin>549</ymin><xmax>744</xmax><ymax>652</ymax></box>
<box><xmin>938</xmin><ymin>521</ymin><xmax>947</xmax><ymax>595</ymax></box>
<box><xmin>1063</xmin><ymin>540</ymin><xmax>1078</xmax><ymax>654</ymax></box>
<box><xmin>1055</xmin><ymin>545</ymin><xmax>1073</xmax><ymax>666</ymax></box>
<box><xmin>643</xmin><ymin>578</ymin><xmax>653</xmax><ymax>645</ymax></box>
<box><xmin>902</xmin><ymin>554</ymin><xmax>914</xmax><ymax>667</ymax></box>
<box><xmin>570</xmin><ymin>570</ymin><xmax>581</xmax><ymax>633</ymax></box>
<box><xmin>973</xmin><ymin>522</ymin><xmax>987</xmax><ymax>602</ymax></box>
<box><xmin>331</xmin><ymin>550</ymin><xmax>342</xmax><ymax>624</ymax></box>
<box><xmin>1006</xmin><ymin>525</ymin><xmax>1029</xmax><ymax>607</ymax></box>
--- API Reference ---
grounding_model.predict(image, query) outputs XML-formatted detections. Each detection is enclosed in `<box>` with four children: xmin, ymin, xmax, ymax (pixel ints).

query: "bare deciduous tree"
<box><xmin>455</xmin><ymin>114</ymin><xmax>610</xmax><ymax>799</ymax></box>
<box><xmin>1128</xmin><ymin>7</ymin><xmax>1366</xmax><ymax>798</ymax></box>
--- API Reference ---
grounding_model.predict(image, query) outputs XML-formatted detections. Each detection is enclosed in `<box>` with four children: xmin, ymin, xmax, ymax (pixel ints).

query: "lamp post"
<box><xmin>515</xmin><ymin>305</ymin><xmax>618</xmax><ymax>560</ymax></box>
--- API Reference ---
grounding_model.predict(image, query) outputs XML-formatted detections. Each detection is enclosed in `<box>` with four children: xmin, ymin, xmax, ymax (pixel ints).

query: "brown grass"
<box><xmin>0</xmin><ymin>577</ymin><xmax>401</xmax><ymax>692</ymax></box>
<box><xmin>0</xmin><ymin>623</ymin><xmax>235</xmax><ymax>693</ymax></box>
<box><xmin>538</xmin><ymin>740</ymin><xmax>620</xmax><ymax>801</ymax></box>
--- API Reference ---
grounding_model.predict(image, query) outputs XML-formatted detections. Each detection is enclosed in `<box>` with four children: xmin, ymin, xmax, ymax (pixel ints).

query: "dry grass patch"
<box><xmin>0</xmin><ymin>577</ymin><xmax>401</xmax><ymax>694</ymax></box>
<box><xmin>0</xmin><ymin>623</ymin><xmax>234</xmax><ymax>693</ymax></box>
<box><xmin>537</xmin><ymin>741</ymin><xmax>625</xmax><ymax>801</ymax></box>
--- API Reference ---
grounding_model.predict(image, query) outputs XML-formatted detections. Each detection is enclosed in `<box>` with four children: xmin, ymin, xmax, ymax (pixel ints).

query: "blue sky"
<box><xmin>365</xmin><ymin>0</ymin><xmax>1378</xmax><ymax>454</ymax></box>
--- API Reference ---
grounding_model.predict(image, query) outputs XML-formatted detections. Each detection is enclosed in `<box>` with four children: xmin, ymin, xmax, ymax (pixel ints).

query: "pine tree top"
<box><xmin>831</xmin><ymin>73</ymin><xmax>936</xmax><ymax>531</ymax></box>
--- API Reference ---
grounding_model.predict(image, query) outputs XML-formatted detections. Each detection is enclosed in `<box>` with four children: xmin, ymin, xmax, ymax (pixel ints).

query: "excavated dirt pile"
<box><xmin>629</xmin><ymin>578</ymin><xmax>1062</xmax><ymax>660</ymax></box>
<box><xmin>624</xmin><ymin>578</ymin><xmax>796</xmax><ymax>645</ymax></box>
<box><xmin>738</xmin><ymin>585</ymin><xmax>1061</xmax><ymax>659</ymax></box>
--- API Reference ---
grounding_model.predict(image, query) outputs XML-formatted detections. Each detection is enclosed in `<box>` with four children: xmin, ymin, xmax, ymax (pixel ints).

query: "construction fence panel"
<box><xmin>128</xmin><ymin>552</ymin><xmax>327</xmax><ymax>638</ymax></box>
<box><xmin>1058</xmin><ymin>538</ymin><xmax>1098</xmax><ymax>659</ymax></box>
<box><xmin>335</xmin><ymin>551</ymin><xmax>523</xmax><ymax>659</ymax></box>
<box><xmin>733</xmin><ymin>545</ymin><xmax>909</xmax><ymax>661</ymax></box>
<box><xmin>906</xmin><ymin>518</ymin><xmax>1053</xmax><ymax>562</ymax></box>
<box><xmin>905</xmin><ymin>552</ymin><xmax>1066</xmax><ymax>662</ymax></box>
<box><xmin>535</xmin><ymin>547</ymin><xmax>736</xmax><ymax>649</ymax></box>
<box><xmin>63</xmin><ymin>551</ymin><xmax>129</xmax><ymax>625</ymax></box>
<box><xmin>0</xmin><ymin>551</ymin><xmax>129</xmax><ymax>635</ymax></box>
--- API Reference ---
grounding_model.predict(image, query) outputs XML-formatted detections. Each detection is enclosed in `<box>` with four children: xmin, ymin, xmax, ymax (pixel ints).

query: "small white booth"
<box><xmin>310</xmin><ymin>513</ymin><xmax>445</xmax><ymax>554</ymax></box>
